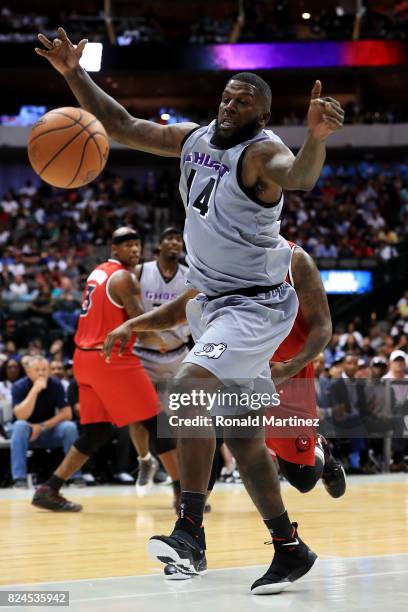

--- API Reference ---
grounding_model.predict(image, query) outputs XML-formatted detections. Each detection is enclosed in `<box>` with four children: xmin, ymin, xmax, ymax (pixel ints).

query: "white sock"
<box><xmin>140</xmin><ymin>452</ymin><xmax>152</xmax><ymax>461</ymax></box>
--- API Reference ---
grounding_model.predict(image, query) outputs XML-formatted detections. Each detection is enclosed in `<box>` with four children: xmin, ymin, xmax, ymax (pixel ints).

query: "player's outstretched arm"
<box><xmin>109</xmin><ymin>271</ymin><xmax>167</xmax><ymax>350</ymax></box>
<box><xmin>102</xmin><ymin>289</ymin><xmax>197</xmax><ymax>362</ymax></box>
<box><xmin>259</xmin><ymin>80</ymin><xmax>344</xmax><ymax>191</ymax></box>
<box><xmin>35</xmin><ymin>27</ymin><xmax>198</xmax><ymax>157</ymax></box>
<box><xmin>270</xmin><ymin>248</ymin><xmax>332</xmax><ymax>384</ymax></box>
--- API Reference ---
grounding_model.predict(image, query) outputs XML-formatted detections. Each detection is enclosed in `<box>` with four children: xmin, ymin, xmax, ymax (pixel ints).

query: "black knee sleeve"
<box><xmin>207</xmin><ymin>436</ymin><xmax>224</xmax><ymax>491</ymax></box>
<box><xmin>142</xmin><ymin>412</ymin><xmax>176</xmax><ymax>455</ymax></box>
<box><xmin>74</xmin><ymin>423</ymin><xmax>115</xmax><ymax>457</ymax></box>
<box><xmin>278</xmin><ymin>456</ymin><xmax>321</xmax><ymax>494</ymax></box>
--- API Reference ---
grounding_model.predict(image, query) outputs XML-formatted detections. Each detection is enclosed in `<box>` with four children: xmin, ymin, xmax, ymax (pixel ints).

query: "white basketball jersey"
<box><xmin>138</xmin><ymin>260</ymin><xmax>190</xmax><ymax>350</ymax></box>
<box><xmin>179</xmin><ymin>121</ymin><xmax>291</xmax><ymax>295</ymax></box>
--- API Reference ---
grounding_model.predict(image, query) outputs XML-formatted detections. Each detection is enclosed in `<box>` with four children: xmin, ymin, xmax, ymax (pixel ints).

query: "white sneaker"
<box><xmin>82</xmin><ymin>473</ymin><xmax>96</xmax><ymax>484</ymax></box>
<box><xmin>115</xmin><ymin>472</ymin><xmax>135</xmax><ymax>484</ymax></box>
<box><xmin>135</xmin><ymin>455</ymin><xmax>159</xmax><ymax>496</ymax></box>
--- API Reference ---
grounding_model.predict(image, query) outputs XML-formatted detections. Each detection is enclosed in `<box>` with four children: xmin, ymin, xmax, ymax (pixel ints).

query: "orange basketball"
<box><xmin>27</xmin><ymin>107</ymin><xmax>109</xmax><ymax>189</ymax></box>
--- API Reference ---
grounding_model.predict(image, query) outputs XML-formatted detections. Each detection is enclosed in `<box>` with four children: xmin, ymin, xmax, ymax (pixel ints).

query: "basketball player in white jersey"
<box><xmin>38</xmin><ymin>28</ymin><xmax>344</xmax><ymax>594</ymax></box>
<box><xmin>131</xmin><ymin>227</ymin><xmax>189</xmax><ymax>496</ymax></box>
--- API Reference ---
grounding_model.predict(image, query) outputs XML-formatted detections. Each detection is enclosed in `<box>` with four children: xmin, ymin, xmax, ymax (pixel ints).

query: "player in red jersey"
<box><xmin>266</xmin><ymin>242</ymin><xmax>346</xmax><ymax>498</ymax></box>
<box><xmin>104</xmin><ymin>242</ymin><xmax>346</xmax><ymax>501</ymax></box>
<box><xmin>32</xmin><ymin>227</ymin><xmax>179</xmax><ymax>512</ymax></box>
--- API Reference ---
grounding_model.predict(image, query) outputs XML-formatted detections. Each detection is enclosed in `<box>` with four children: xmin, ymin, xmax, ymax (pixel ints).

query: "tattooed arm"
<box><xmin>102</xmin><ymin>289</ymin><xmax>198</xmax><ymax>361</ymax></box>
<box><xmin>244</xmin><ymin>80</ymin><xmax>344</xmax><ymax>196</ymax></box>
<box><xmin>35</xmin><ymin>28</ymin><xmax>198</xmax><ymax>156</ymax></box>
<box><xmin>270</xmin><ymin>248</ymin><xmax>332</xmax><ymax>384</ymax></box>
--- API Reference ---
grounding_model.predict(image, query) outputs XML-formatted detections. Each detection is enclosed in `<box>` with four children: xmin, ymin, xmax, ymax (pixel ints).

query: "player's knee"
<box><xmin>286</xmin><ymin>469</ymin><xmax>317</xmax><ymax>494</ymax></box>
<box><xmin>293</xmin><ymin>479</ymin><xmax>315</xmax><ymax>494</ymax></box>
<box><xmin>74</xmin><ymin>423</ymin><xmax>114</xmax><ymax>457</ymax></box>
<box><xmin>171</xmin><ymin>363</ymin><xmax>218</xmax><ymax>400</ymax></box>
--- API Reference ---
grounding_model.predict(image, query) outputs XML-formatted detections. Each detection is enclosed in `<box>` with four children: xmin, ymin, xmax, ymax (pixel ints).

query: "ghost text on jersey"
<box><xmin>184</xmin><ymin>151</ymin><xmax>230</xmax><ymax>178</ymax></box>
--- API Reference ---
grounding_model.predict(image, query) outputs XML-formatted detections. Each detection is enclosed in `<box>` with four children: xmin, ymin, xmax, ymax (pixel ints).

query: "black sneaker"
<box><xmin>164</xmin><ymin>555</ymin><xmax>207</xmax><ymax>580</ymax></box>
<box><xmin>317</xmin><ymin>435</ymin><xmax>347</xmax><ymax>498</ymax></box>
<box><xmin>148</xmin><ymin>528</ymin><xmax>206</xmax><ymax>576</ymax></box>
<box><xmin>32</xmin><ymin>485</ymin><xmax>82</xmax><ymax>512</ymax></box>
<box><xmin>251</xmin><ymin>523</ymin><xmax>317</xmax><ymax>595</ymax></box>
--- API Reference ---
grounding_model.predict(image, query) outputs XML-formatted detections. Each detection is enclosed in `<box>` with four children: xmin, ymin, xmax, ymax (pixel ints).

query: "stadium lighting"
<box><xmin>161</xmin><ymin>113</ymin><xmax>170</xmax><ymax>121</ymax></box>
<box><xmin>302</xmin><ymin>12</ymin><xmax>311</xmax><ymax>20</ymax></box>
<box><xmin>79</xmin><ymin>42</ymin><xmax>103</xmax><ymax>72</ymax></box>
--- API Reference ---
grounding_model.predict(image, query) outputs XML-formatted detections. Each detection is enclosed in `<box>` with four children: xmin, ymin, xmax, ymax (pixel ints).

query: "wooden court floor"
<box><xmin>0</xmin><ymin>475</ymin><xmax>407</xmax><ymax>586</ymax></box>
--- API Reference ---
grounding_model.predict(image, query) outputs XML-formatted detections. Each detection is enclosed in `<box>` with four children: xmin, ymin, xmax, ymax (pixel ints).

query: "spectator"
<box><xmin>26</xmin><ymin>284</ymin><xmax>53</xmax><ymax>327</ymax></box>
<box><xmin>0</xmin><ymin>358</ymin><xmax>24</xmax><ymax>426</ymax></box>
<box><xmin>314</xmin><ymin>236</ymin><xmax>338</xmax><ymax>258</ymax></box>
<box><xmin>367</xmin><ymin>355</ymin><xmax>407</xmax><ymax>471</ymax></box>
<box><xmin>329</xmin><ymin>355</ymin><xmax>375</xmax><ymax>473</ymax></box>
<box><xmin>8</xmin><ymin>274</ymin><xmax>28</xmax><ymax>298</ymax></box>
<box><xmin>383</xmin><ymin>350</ymin><xmax>408</xmax><ymax>404</ymax></box>
<box><xmin>8</xmin><ymin>356</ymin><xmax>80</xmax><ymax>487</ymax></box>
<box><xmin>314</xmin><ymin>352</ymin><xmax>332</xmax><ymax>414</ymax></box>
<box><xmin>49</xmin><ymin>360</ymin><xmax>69</xmax><ymax>394</ymax></box>
<box><xmin>339</xmin><ymin>324</ymin><xmax>364</xmax><ymax>351</ymax></box>
<box><xmin>51</xmin><ymin>277</ymin><xmax>81</xmax><ymax>335</ymax></box>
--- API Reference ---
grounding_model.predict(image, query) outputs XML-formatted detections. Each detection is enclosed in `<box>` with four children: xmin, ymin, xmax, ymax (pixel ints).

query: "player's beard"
<box><xmin>210</xmin><ymin>116</ymin><xmax>263</xmax><ymax>148</ymax></box>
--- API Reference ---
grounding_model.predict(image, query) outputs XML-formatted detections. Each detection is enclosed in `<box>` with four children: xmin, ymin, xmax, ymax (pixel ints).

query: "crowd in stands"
<box><xmin>281</xmin><ymin>159</ymin><xmax>408</xmax><ymax>261</ymax></box>
<box><xmin>1</xmin><ymin>1</ymin><xmax>407</xmax><ymax>45</ymax></box>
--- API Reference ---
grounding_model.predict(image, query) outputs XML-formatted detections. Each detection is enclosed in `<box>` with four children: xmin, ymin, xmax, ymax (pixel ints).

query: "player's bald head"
<box><xmin>227</xmin><ymin>72</ymin><xmax>272</xmax><ymax>111</ymax></box>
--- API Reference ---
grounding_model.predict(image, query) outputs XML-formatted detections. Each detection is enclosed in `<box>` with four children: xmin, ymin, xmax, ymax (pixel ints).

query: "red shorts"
<box><xmin>266</xmin><ymin>436</ymin><xmax>316</xmax><ymax>466</ymax></box>
<box><xmin>73</xmin><ymin>349</ymin><xmax>159</xmax><ymax>427</ymax></box>
<box><xmin>265</xmin><ymin>366</ymin><xmax>317</xmax><ymax>466</ymax></box>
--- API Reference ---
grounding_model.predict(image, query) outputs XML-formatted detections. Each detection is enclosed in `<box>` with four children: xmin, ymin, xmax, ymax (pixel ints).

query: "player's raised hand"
<box><xmin>307</xmin><ymin>80</ymin><xmax>344</xmax><ymax>141</ymax></box>
<box><xmin>102</xmin><ymin>322</ymin><xmax>133</xmax><ymax>363</ymax></box>
<box><xmin>35</xmin><ymin>27</ymin><xmax>87</xmax><ymax>76</ymax></box>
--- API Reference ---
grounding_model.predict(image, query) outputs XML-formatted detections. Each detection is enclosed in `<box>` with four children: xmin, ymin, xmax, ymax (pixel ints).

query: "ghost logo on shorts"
<box><xmin>194</xmin><ymin>342</ymin><xmax>227</xmax><ymax>359</ymax></box>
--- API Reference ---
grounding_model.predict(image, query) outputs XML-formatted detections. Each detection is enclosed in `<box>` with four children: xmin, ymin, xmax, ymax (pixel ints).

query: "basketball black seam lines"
<box><xmin>38</xmin><ymin>118</ymin><xmax>98</xmax><ymax>177</ymax></box>
<box><xmin>48</xmin><ymin>109</ymin><xmax>105</xmax><ymax>167</ymax></box>
<box><xmin>29</xmin><ymin>121</ymin><xmax>82</xmax><ymax>144</ymax></box>
<box><xmin>66</xmin><ymin>132</ymin><xmax>108</xmax><ymax>186</ymax></box>
<box><xmin>66</xmin><ymin>134</ymin><xmax>99</xmax><ymax>187</ymax></box>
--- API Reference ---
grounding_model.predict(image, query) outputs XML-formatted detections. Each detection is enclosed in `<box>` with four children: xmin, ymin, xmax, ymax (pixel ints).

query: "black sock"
<box><xmin>179</xmin><ymin>491</ymin><xmax>206</xmax><ymax>525</ymax></box>
<box><xmin>264</xmin><ymin>510</ymin><xmax>294</xmax><ymax>541</ymax></box>
<box><xmin>46</xmin><ymin>474</ymin><xmax>65</xmax><ymax>492</ymax></box>
<box><xmin>171</xmin><ymin>480</ymin><xmax>181</xmax><ymax>495</ymax></box>
<box><xmin>174</xmin><ymin>491</ymin><xmax>206</xmax><ymax>542</ymax></box>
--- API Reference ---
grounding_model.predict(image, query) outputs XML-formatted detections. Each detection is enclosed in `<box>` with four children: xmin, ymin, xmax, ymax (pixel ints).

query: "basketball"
<box><xmin>27</xmin><ymin>107</ymin><xmax>109</xmax><ymax>188</ymax></box>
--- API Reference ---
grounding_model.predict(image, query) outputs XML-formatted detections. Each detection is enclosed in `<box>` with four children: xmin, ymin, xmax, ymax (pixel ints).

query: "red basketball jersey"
<box><xmin>271</xmin><ymin>242</ymin><xmax>313</xmax><ymax>380</ymax></box>
<box><xmin>74</xmin><ymin>259</ymin><xmax>135</xmax><ymax>353</ymax></box>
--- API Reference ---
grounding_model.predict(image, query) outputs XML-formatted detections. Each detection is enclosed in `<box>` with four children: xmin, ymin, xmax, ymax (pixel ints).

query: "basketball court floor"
<box><xmin>1</xmin><ymin>474</ymin><xmax>407</xmax><ymax>611</ymax></box>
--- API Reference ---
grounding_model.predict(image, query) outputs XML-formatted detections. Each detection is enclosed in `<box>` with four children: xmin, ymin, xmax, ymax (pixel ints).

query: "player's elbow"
<box><xmin>294</xmin><ymin>178</ymin><xmax>317</xmax><ymax>192</ymax></box>
<box><xmin>282</xmin><ymin>176</ymin><xmax>317</xmax><ymax>192</ymax></box>
<box><xmin>322</xmin><ymin>320</ymin><xmax>333</xmax><ymax>347</ymax></box>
